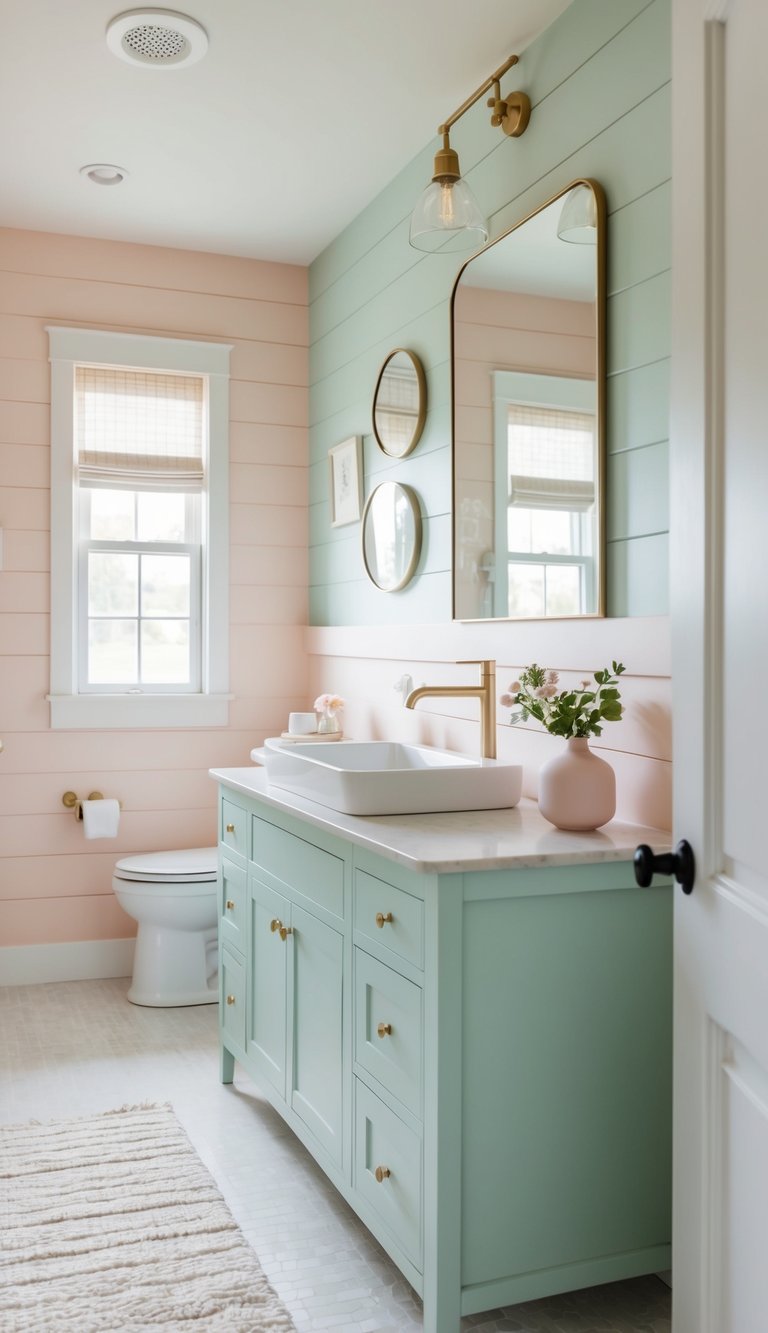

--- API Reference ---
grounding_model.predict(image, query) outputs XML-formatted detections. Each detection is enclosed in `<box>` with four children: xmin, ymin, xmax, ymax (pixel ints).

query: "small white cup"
<box><xmin>288</xmin><ymin>711</ymin><xmax>318</xmax><ymax>735</ymax></box>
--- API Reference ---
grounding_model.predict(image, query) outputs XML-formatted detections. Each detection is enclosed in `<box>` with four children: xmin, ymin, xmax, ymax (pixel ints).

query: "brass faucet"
<box><xmin>404</xmin><ymin>659</ymin><xmax>497</xmax><ymax>759</ymax></box>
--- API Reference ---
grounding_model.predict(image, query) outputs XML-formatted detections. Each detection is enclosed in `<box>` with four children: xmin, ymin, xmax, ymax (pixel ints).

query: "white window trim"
<box><xmin>47</xmin><ymin>327</ymin><xmax>233</xmax><ymax>729</ymax></box>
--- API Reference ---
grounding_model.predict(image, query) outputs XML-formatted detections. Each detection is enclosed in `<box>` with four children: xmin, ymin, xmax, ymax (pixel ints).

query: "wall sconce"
<box><xmin>409</xmin><ymin>54</ymin><xmax>531</xmax><ymax>253</ymax></box>
<box><xmin>556</xmin><ymin>183</ymin><xmax>598</xmax><ymax>243</ymax></box>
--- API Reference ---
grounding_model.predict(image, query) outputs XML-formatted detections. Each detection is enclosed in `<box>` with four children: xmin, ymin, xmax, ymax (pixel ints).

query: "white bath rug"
<box><xmin>0</xmin><ymin>1102</ymin><xmax>296</xmax><ymax>1331</ymax></box>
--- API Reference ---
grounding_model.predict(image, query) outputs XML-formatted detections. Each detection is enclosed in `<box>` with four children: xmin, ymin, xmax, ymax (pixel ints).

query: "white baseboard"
<box><xmin>0</xmin><ymin>938</ymin><xmax>135</xmax><ymax>987</ymax></box>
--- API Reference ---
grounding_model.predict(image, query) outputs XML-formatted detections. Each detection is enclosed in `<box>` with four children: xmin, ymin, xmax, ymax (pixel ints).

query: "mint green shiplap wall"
<box><xmin>309</xmin><ymin>0</ymin><xmax>670</xmax><ymax>626</ymax></box>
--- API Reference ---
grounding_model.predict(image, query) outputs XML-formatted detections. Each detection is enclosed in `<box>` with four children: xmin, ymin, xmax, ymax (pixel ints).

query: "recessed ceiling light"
<box><xmin>106</xmin><ymin>9</ymin><xmax>208</xmax><ymax>68</ymax></box>
<box><xmin>79</xmin><ymin>164</ymin><xmax>129</xmax><ymax>186</ymax></box>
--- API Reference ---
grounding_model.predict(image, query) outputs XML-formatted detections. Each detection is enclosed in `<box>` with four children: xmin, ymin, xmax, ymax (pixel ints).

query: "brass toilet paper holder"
<box><xmin>62</xmin><ymin>790</ymin><xmax>120</xmax><ymax>820</ymax></box>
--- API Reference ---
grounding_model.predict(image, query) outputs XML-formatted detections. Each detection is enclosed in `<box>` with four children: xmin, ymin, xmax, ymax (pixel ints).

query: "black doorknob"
<box><xmin>634</xmin><ymin>839</ymin><xmax>695</xmax><ymax>895</ymax></box>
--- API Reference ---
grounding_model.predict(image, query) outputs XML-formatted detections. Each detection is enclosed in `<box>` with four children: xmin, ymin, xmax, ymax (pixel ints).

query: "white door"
<box><xmin>670</xmin><ymin>1</ymin><xmax>768</xmax><ymax>1328</ymax></box>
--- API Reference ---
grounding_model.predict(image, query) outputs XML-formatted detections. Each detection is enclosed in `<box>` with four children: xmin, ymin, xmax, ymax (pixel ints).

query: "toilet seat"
<box><xmin>113</xmin><ymin>847</ymin><xmax>217</xmax><ymax>884</ymax></box>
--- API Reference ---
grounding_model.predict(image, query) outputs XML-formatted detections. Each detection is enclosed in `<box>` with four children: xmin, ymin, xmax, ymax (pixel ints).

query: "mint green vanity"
<box><xmin>211</xmin><ymin>767</ymin><xmax>672</xmax><ymax>1331</ymax></box>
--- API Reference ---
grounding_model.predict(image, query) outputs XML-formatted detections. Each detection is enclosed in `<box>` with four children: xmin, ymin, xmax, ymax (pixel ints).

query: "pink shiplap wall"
<box><xmin>0</xmin><ymin>227</ymin><xmax>308</xmax><ymax>949</ymax></box>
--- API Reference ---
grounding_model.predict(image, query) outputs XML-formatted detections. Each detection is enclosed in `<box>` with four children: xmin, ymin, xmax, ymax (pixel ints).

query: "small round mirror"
<box><xmin>362</xmin><ymin>482</ymin><xmax>422</xmax><ymax>592</ymax></box>
<box><xmin>372</xmin><ymin>349</ymin><xmax>426</xmax><ymax>458</ymax></box>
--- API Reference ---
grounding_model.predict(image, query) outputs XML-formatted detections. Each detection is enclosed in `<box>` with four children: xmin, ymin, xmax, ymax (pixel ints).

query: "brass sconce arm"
<box><xmin>437</xmin><ymin>54</ymin><xmax>530</xmax><ymax>140</ymax></box>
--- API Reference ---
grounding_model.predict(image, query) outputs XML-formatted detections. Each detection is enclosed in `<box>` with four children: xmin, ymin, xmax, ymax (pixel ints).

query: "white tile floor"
<box><xmin>0</xmin><ymin>978</ymin><xmax>672</xmax><ymax>1332</ymax></box>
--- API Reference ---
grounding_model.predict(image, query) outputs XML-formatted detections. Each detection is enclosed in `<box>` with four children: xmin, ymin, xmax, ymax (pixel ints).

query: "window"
<box><xmin>492</xmin><ymin>372</ymin><xmax>599</xmax><ymax>619</ymax></box>
<box><xmin>47</xmin><ymin>329</ymin><xmax>232</xmax><ymax>728</ymax></box>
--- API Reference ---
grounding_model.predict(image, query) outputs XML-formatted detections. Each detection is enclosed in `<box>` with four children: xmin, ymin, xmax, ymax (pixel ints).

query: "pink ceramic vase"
<box><xmin>538</xmin><ymin>736</ymin><xmax>616</xmax><ymax>831</ymax></box>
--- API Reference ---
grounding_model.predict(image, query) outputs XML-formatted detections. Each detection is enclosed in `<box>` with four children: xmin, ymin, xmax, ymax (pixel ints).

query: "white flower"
<box><xmin>314</xmin><ymin>692</ymin><xmax>344</xmax><ymax>712</ymax></box>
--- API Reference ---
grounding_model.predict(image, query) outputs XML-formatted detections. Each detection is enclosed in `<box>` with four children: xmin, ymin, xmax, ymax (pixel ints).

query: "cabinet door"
<box><xmin>247</xmin><ymin>875</ymin><xmax>290</xmax><ymax>1103</ymax></box>
<box><xmin>290</xmin><ymin>902</ymin><xmax>344</xmax><ymax>1168</ymax></box>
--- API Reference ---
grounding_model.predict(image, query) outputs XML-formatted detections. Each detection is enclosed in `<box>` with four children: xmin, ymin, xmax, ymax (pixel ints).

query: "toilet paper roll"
<box><xmin>81</xmin><ymin>798</ymin><xmax>121</xmax><ymax>840</ymax></box>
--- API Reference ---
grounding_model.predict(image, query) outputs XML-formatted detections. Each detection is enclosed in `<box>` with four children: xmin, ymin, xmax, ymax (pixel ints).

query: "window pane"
<box><xmin>508</xmin><ymin>563</ymin><xmax>545</xmax><ymax>617</ymax></box>
<box><xmin>88</xmin><ymin>620</ymin><xmax>138</xmax><ymax>683</ymax></box>
<box><xmin>88</xmin><ymin>553</ymin><xmax>138</xmax><ymax>615</ymax></box>
<box><xmin>141</xmin><ymin>620</ymin><xmax>190</xmax><ymax>683</ymax></box>
<box><xmin>508</xmin><ymin>506</ymin><xmax>576</xmax><ymax>555</ymax></box>
<box><xmin>141</xmin><ymin>554</ymin><xmax>190</xmax><ymax>616</ymax></box>
<box><xmin>530</xmin><ymin>509</ymin><xmax>574</xmax><ymax>555</ymax></box>
<box><xmin>89</xmin><ymin>490</ymin><xmax>135</xmax><ymax>541</ymax></box>
<box><xmin>545</xmin><ymin>565</ymin><xmax>582</xmax><ymax>616</ymax></box>
<box><xmin>137</xmin><ymin>492</ymin><xmax>187</xmax><ymax>543</ymax></box>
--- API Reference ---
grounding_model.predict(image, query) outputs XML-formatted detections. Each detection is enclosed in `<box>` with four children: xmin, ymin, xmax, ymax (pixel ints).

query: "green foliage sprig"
<box><xmin>500</xmin><ymin>662</ymin><xmax>625</xmax><ymax>739</ymax></box>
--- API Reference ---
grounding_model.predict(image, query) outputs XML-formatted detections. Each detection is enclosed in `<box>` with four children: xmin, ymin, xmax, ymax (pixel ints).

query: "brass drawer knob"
<box><xmin>226</xmin><ymin>994</ymin><xmax>236</xmax><ymax>1006</ymax></box>
<box><xmin>225</xmin><ymin>822</ymin><xmax>235</xmax><ymax>833</ymax></box>
<box><xmin>375</xmin><ymin>911</ymin><xmax>393</xmax><ymax>929</ymax></box>
<box><xmin>377</xmin><ymin>1022</ymin><xmax>392</xmax><ymax>1038</ymax></box>
<box><xmin>225</xmin><ymin>899</ymin><xmax>235</xmax><ymax>911</ymax></box>
<box><xmin>270</xmin><ymin>918</ymin><xmax>293</xmax><ymax>941</ymax></box>
<box><xmin>374</xmin><ymin>1165</ymin><xmax>391</xmax><ymax>1183</ymax></box>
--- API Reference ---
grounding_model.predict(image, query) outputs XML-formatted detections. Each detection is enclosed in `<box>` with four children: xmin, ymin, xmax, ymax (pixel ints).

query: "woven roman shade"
<box><xmin>508</xmin><ymin>403</ymin><xmax>595</xmax><ymax>512</ymax></box>
<box><xmin>76</xmin><ymin>366</ymin><xmax>204</xmax><ymax>491</ymax></box>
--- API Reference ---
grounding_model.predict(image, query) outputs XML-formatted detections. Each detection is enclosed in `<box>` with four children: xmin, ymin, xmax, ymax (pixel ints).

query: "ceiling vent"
<box><xmin>106</xmin><ymin>9</ymin><xmax>208</xmax><ymax>68</ymax></box>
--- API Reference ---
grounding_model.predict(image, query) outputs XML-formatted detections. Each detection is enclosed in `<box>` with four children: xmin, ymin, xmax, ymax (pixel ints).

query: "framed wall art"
<box><xmin>328</xmin><ymin>435</ymin><xmax>363</xmax><ymax>527</ymax></box>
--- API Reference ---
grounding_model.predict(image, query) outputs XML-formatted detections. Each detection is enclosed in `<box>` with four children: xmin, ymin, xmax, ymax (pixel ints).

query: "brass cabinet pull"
<box><xmin>225</xmin><ymin>899</ymin><xmax>235</xmax><ymax>911</ymax></box>
<box><xmin>270</xmin><ymin>918</ymin><xmax>293</xmax><ymax>942</ymax></box>
<box><xmin>375</xmin><ymin>911</ymin><xmax>393</xmax><ymax>929</ymax></box>
<box><xmin>377</xmin><ymin>1022</ymin><xmax>392</xmax><ymax>1038</ymax></box>
<box><xmin>225</xmin><ymin>822</ymin><xmax>235</xmax><ymax>833</ymax></box>
<box><xmin>226</xmin><ymin>994</ymin><xmax>236</xmax><ymax>1005</ymax></box>
<box><xmin>374</xmin><ymin>1165</ymin><xmax>391</xmax><ymax>1183</ymax></box>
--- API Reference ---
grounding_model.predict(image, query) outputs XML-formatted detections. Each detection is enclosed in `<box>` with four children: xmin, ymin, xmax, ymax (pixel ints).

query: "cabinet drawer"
<box><xmin>354</xmin><ymin>949</ymin><xmax>422</xmax><ymax>1118</ymax></box>
<box><xmin>220</xmin><ymin>858</ymin><xmax>246</xmax><ymax>947</ymax></box>
<box><xmin>354</xmin><ymin>1078</ymin><xmax>422</xmax><ymax>1271</ymax></box>
<box><xmin>354</xmin><ymin>870</ymin><xmax>423</xmax><ymax>969</ymax></box>
<box><xmin>221</xmin><ymin>799</ymin><xmax>248</xmax><ymax>862</ymax></box>
<box><xmin>220</xmin><ymin>947</ymin><xmax>246</xmax><ymax>1052</ymax></box>
<box><xmin>252</xmin><ymin>816</ymin><xmax>344</xmax><ymax>919</ymax></box>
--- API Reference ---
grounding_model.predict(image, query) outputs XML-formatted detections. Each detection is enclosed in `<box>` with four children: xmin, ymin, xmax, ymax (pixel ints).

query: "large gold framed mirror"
<box><xmin>452</xmin><ymin>179</ymin><xmax>606</xmax><ymax>621</ymax></box>
<box><xmin>372</xmin><ymin>348</ymin><xmax>427</xmax><ymax>458</ymax></box>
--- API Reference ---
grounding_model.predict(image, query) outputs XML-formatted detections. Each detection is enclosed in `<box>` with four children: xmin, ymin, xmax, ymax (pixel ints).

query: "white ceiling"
<box><xmin>0</xmin><ymin>0</ymin><xmax>573</xmax><ymax>265</ymax></box>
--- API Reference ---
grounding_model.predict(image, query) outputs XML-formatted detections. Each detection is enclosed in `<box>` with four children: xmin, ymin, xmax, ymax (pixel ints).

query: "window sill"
<box><xmin>47</xmin><ymin>693</ymin><xmax>232</xmax><ymax>730</ymax></box>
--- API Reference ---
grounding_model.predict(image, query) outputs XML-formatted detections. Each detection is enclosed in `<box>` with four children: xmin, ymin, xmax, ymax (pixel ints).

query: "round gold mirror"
<box><xmin>362</xmin><ymin>482</ymin><xmax>422</xmax><ymax>592</ymax></box>
<box><xmin>372</xmin><ymin>349</ymin><xmax>427</xmax><ymax>458</ymax></box>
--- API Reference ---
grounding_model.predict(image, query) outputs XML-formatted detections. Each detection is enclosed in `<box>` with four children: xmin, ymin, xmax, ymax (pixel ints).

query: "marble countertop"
<box><xmin>209</xmin><ymin>766</ymin><xmax>671</xmax><ymax>875</ymax></box>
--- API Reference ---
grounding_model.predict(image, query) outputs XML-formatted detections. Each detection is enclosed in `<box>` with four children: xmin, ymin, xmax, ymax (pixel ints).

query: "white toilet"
<box><xmin>112</xmin><ymin>847</ymin><xmax>219</xmax><ymax>1007</ymax></box>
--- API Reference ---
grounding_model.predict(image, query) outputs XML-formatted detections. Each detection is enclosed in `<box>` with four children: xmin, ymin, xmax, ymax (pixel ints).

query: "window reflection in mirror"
<box><xmin>373</xmin><ymin>349</ymin><xmax>427</xmax><ymax>459</ymax></box>
<box><xmin>452</xmin><ymin>180</ymin><xmax>605</xmax><ymax>621</ymax></box>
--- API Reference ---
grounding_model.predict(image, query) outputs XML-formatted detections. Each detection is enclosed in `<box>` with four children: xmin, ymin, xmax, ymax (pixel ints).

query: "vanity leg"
<box><xmin>220</xmin><ymin>1044</ymin><xmax>235</xmax><ymax>1084</ymax></box>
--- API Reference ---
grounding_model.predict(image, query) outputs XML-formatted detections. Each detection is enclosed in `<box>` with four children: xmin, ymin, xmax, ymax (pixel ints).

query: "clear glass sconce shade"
<box><xmin>556</xmin><ymin>184</ymin><xmax>598</xmax><ymax>243</ymax></box>
<box><xmin>409</xmin><ymin>177</ymin><xmax>489</xmax><ymax>252</ymax></box>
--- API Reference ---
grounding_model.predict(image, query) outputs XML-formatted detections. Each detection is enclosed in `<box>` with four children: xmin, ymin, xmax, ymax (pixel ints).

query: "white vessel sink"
<box><xmin>257</xmin><ymin>738</ymin><xmax>523</xmax><ymax>816</ymax></box>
